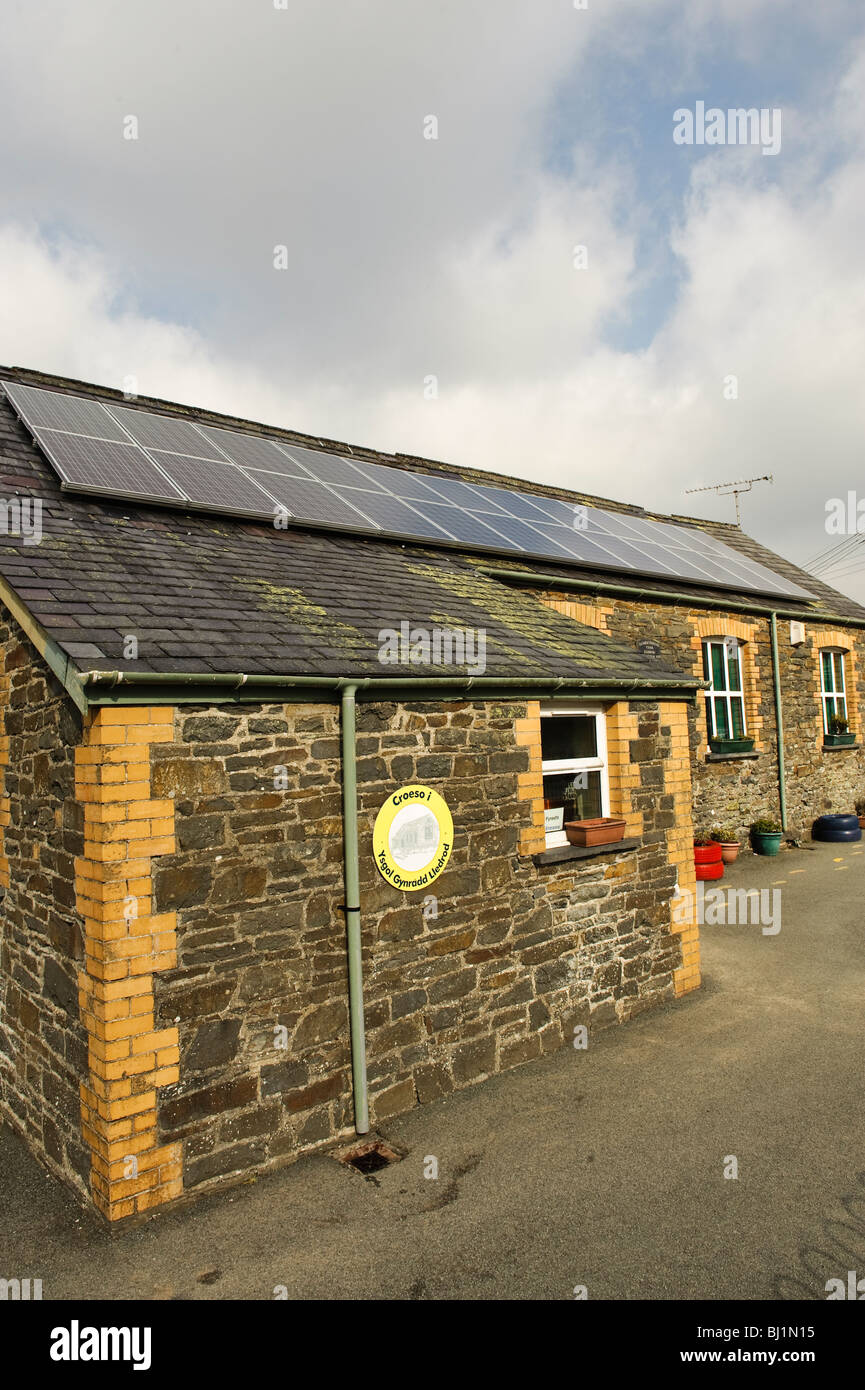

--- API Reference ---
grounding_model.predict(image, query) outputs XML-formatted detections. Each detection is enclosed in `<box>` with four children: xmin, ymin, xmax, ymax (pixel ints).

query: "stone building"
<box><xmin>0</xmin><ymin>366</ymin><xmax>862</xmax><ymax>1221</ymax></box>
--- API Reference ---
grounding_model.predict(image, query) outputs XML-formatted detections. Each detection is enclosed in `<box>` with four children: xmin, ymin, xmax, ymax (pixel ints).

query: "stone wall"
<box><xmin>541</xmin><ymin>592</ymin><xmax>865</xmax><ymax>839</ymax></box>
<box><xmin>146</xmin><ymin>697</ymin><xmax>692</xmax><ymax>1201</ymax></box>
<box><xmin>0</xmin><ymin>616</ymin><xmax>89</xmax><ymax>1196</ymax></box>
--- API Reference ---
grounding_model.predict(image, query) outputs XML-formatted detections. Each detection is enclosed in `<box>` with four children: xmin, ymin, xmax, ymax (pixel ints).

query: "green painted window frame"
<box><xmin>819</xmin><ymin>647</ymin><xmax>848</xmax><ymax>734</ymax></box>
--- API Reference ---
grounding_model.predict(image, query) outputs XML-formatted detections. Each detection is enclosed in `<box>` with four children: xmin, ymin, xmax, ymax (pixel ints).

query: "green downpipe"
<box><xmin>340</xmin><ymin>683</ymin><xmax>369</xmax><ymax>1134</ymax></box>
<box><xmin>769</xmin><ymin>612</ymin><xmax>788</xmax><ymax>832</ymax></box>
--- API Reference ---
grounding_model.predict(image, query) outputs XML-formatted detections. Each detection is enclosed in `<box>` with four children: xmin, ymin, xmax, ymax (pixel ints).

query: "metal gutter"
<box><xmin>340</xmin><ymin>684</ymin><xmax>369</xmax><ymax>1135</ymax></box>
<box><xmin>475</xmin><ymin>565</ymin><xmax>865</xmax><ymax>629</ymax></box>
<box><xmin>78</xmin><ymin>670</ymin><xmax>701</xmax><ymax>705</ymax></box>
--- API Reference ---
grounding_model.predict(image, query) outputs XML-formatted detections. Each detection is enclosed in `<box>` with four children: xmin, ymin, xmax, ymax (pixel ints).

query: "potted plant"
<box><xmin>824</xmin><ymin>716</ymin><xmax>856</xmax><ymax>747</ymax></box>
<box><xmin>694</xmin><ymin>835</ymin><xmax>724</xmax><ymax>880</ymax></box>
<box><xmin>750</xmin><ymin>817</ymin><xmax>784</xmax><ymax>855</ymax></box>
<box><xmin>856</xmin><ymin>798</ymin><xmax>865</xmax><ymax>831</ymax></box>
<box><xmin>565</xmin><ymin>816</ymin><xmax>626</xmax><ymax>848</ymax></box>
<box><xmin>709</xmin><ymin>735</ymin><xmax>755</xmax><ymax>754</ymax></box>
<box><xmin>711</xmin><ymin>825</ymin><xmax>741</xmax><ymax>865</ymax></box>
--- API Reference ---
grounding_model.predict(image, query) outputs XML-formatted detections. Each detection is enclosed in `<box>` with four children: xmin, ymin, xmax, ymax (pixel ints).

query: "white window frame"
<box><xmin>702</xmin><ymin>637</ymin><xmax>747</xmax><ymax>746</ymax></box>
<box><xmin>819</xmin><ymin>647</ymin><xmax>848</xmax><ymax>735</ymax></box>
<box><xmin>540</xmin><ymin>702</ymin><xmax>609</xmax><ymax>849</ymax></box>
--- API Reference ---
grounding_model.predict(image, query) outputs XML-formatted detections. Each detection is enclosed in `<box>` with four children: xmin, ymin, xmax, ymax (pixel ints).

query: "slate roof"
<box><xmin>0</xmin><ymin>365</ymin><xmax>859</xmax><ymax>690</ymax></box>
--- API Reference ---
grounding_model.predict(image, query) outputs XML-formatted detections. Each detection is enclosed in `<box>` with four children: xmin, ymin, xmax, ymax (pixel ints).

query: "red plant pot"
<box><xmin>694</xmin><ymin>840</ymin><xmax>724</xmax><ymax>880</ymax></box>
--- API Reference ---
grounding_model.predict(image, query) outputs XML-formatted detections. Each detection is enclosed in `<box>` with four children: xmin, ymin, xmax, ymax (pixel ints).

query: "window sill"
<box><xmin>532</xmin><ymin>836</ymin><xmax>640</xmax><ymax>867</ymax></box>
<box><xmin>822</xmin><ymin>741</ymin><xmax>860</xmax><ymax>753</ymax></box>
<box><xmin>705</xmin><ymin>750</ymin><xmax>760</xmax><ymax>762</ymax></box>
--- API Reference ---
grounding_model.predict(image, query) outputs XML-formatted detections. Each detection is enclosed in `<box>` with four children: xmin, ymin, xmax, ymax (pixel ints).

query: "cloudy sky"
<box><xmin>1</xmin><ymin>0</ymin><xmax>864</xmax><ymax>596</ymax></box>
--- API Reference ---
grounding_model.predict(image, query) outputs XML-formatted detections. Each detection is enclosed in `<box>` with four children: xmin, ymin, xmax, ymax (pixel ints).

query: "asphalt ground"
<box><xmin>2</xmin><ymin>838</ymin><xmax>864</xmax><ymax>1300</ymax></box>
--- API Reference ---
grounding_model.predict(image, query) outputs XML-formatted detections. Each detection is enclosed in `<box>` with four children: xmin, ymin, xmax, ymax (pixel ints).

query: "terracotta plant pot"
<box><xmin>714</xmin><ymin>841</ymin><xmax>740</xmax><ymax>865</ymax></box>
<box><xmin>564</xmin><ymin>817</ymin><xmax>626</xmax><ymax>847</ymax></box>
<box><xmin>694</xmin><ymin>840</ymin><xmax>724</xmax><ymax>880</ymax></box>
<box><xmin>858</xmin><ymin>815</ymin><xmax>865</xmax><ymax>830</ymax></box>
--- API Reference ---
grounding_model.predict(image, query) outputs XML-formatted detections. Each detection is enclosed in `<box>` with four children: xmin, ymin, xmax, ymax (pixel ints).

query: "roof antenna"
<box><xmin>685</xmin><ymin>474</ymin><xmax>773</xmax><ymax>525</ymax></box>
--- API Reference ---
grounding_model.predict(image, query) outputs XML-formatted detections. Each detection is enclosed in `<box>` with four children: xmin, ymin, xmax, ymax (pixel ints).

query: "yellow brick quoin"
<box><xmin>74</xmin><ymin>705</ymin><xmax>182</xmax><ymax>1221</ymax></box>
<box><xmin>659</xmin><ymin>701</ymin><xmax>702</xmax><ymax>997</ymax></box>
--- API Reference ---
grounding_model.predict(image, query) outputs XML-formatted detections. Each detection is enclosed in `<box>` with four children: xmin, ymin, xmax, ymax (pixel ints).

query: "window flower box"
<box><xmin>564</xmin><ymin>816</ymin><xmax>626</xmax><ymax>848</ymax></box>
<box><xmin>823</xmin><ymin>732</ymin><xmax>856</xmax><ymax>747</ymax></box>
<box><xmin>709</xmin><ymin>736</ymin><xmax>755</xmax><ymax>754</ymax></box>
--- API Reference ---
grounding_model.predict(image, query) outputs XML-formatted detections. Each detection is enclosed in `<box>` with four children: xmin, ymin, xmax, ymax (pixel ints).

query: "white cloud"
<box><xmin>1</xmin><ymin>3</ymin><xmax>864</xmax><ymax>600</ymax></box>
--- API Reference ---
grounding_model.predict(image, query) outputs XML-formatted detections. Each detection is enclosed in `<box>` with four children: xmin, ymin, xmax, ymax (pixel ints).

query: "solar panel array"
<box><xmin>2</xmin><ymin>380</ymin><xmax>813</xmax><ymax>600</ymax></box>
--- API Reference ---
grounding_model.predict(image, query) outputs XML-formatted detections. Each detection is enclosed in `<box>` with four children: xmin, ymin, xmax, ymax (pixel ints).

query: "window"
<box><xmin>820</xmin><ymin>648</ymin><xmax>848</xmax><ymax>733</ymax></box>
<box><xmin>541</xmin><ymin>704</ymin><xmax>609</xmax><ymax>847</ymax></box>
<box><xmin>702</xmin><ymin>637</ymin><xmax>746</xmax><ymax>742</ymax></box>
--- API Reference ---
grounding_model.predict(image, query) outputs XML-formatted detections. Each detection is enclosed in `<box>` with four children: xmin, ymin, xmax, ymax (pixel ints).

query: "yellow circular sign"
<box><xmin>373</xmin><ymin>784</ymin><xmax>454</xmax><ymax>892</ymax></box>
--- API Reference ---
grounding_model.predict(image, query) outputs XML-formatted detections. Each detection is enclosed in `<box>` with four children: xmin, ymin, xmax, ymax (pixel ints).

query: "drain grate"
<box><xmin>338</xmin><ymin>1139</ymin><xmax>403</xmax><ymax>1175</ymax></box>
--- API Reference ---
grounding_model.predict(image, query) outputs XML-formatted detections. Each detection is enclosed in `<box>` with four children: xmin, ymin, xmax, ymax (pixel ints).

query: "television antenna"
<box><xmin>685</xmin><ymin>474</ymin><xmax>773</xmax><ymax>525</ymax></box>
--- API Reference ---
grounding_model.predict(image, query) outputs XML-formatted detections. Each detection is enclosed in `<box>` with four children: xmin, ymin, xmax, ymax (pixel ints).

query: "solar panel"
<box><xmin>349</xmin><ymin>459</ymin><xmax>446</xmax><ymax>503</ymax></box>
<box><xmin>3</xmin><ymin>381</ymin><xmax>130</xmax><ymax>441</ymax></box>
<box><xmin>420</xmin><ymin>501</ymin><xmax>531</xmax><ymax>549</ymax></box>
<box><xmin>197</xmin><ymin>426</ymin><xmax>295</xmax><ymax>473</ymax></box>
<box><xmin>685</xmin><ymin>526</ymin><xmax>799</xmax><ymax>591</ymax></box>
<box><xmin>109</xmin><ymin>404</ymin><xmax>227</xmax><ymax>459</ymax></box>
<box><xmin>255</xmin><ymin>474</ymin><xmax>379</xmax><ymax>528</ymax></box>
<box><xmin>467</xmin><ymin>484</ymin><xmax>558</xmax><ymax>524</ymax></box>
<box><xmin>35</xmin><ymin>432</ymin><xmax>186</xmax><ymax>500</ymax></box>
<box><xmin>516</xmin><ymin>493</ymin><xmax>586</xmax><ymax>526</ymax></box>
<box><xmin>332</xmin><ymin>489</ymin><xmax>456</xmax><ymax>540</ymax></box>
<box><xmin>282</xmin><ymin>446</ymin><xmax>387</xmax><ymax>492</ymax></box>
<box><xmin>409</xmin><ymin>474</ymin><xmax>508</xmax><ymax>513</ymax></box>
<box><xmin>524</xmin><ymin>522</ymin><xmax>651</xmax><ymax>570</ymax></box>
<box><xmin>475</xmin><ymin>513</ymin><xmax>583</xmax><ymax>560</ymax></box>
<box><xmin>0</xmin><ymin>378</ymin><xmax>815</xmax><ymax>600</ymax></box>
<box><xmin>147</xmin><ymin>454</ymin><xmax>278</xmax><ymax>513</ymax></box>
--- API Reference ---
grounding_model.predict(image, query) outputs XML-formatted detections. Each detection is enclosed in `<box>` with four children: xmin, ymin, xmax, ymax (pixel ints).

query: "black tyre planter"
<box><xmin>812</xmin><ymin>813</ymin><xmax>862</xmax><ymax>843</ymax></box>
